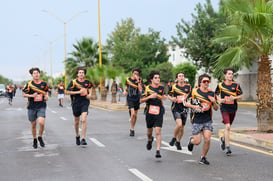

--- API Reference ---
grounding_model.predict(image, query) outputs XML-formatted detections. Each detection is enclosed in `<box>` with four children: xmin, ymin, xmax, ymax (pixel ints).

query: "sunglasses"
<box><xmin>202</xmin><ymin>80</ymin><xmax>210</xmax><ymax>84</ymax></box>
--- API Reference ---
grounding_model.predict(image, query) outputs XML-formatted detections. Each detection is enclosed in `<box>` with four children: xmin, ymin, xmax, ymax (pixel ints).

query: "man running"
<box><xmin>57</xmin><ymin>81</ymin><xmax>65</xmax><ymax>107</ymax></box>
<box><xmin>168</xmin><ymin>72</ymin><xmax>191</xmax><ymax>150</ymax></box>
<box><xmin>66</xmin><ymin>67</ymin><xmax>92</xmax><ymax>146</ymax></box>
<box><xmin>140</xmin><ymin>70</ymin><xmax>166</xmax><ymax>158</ymax></box>
<box><xmin>186</xmin><ymin>74</ymin><xmax>218</xmax><ymax>165</ymax></box>
<box><xmin>123</xmin><ymin>68</ymin><xmax>143</xmax><ymax>137</ymax></box>
<box><xmin>215</xmin><ymin>67</ymin><xmax>243</xmax><ymax>155</ymax></box>
<box><xmin>23</xmin><ymin>67</ymin><xmax>48</xmax><ymax>149</ymax></box>
<box><xmin>6</xmin><ymin>83</ymin><xmax>14</xmax><ymax>105</ymax></box>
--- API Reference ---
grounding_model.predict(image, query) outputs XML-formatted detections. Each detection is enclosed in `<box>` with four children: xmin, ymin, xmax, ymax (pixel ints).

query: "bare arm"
<box><xmin>140</xmin><ymin>93</ymin><xmax>157</xmax><ymax>103</ymax></box>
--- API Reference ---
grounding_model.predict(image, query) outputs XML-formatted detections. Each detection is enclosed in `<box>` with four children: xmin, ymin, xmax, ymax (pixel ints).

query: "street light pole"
<box><xmin>98</xmin><ymin>0</ymin><xmax>103</xmax><ymax>94</ymax></box>
<box><xmin>42</xmin><ymin>10</ymin><xmax>88</xmax><ymax>89</ymax></box>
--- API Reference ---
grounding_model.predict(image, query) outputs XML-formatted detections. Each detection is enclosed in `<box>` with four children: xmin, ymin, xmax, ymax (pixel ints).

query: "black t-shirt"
<box><xmin>215</xmin><ymin>81</ymin><xmax>243</xmax><ymax>112</ymax></box>
<box><xmin>187</xmin><ymin>88</ymin><xmax>216</xmax><ymax>124</ymax></box>
<box><xmin>66</xmin><ymin>79</ymin><xmax>92</xmax><ymax>105</ymax></box>
<box><xmin>23</xmin><ymin>80</ymin><xmax>48</xmax><ymax>109</ymax></box>
<box><xmin>168</xmin><ymin>83</ymin><xmax>191</xmax><ymax>112</ymax></box>
<box><xmin>126</xmin><ymin>76</ymin><xmax>142</xmax><ymax>101</ymax></box>
<box><xmin>57</xmin><ymin>84</ymin><xmax>65</xmax><ymax>94</ymax></box>
<box><xmin>142</xmin><ymin>84</ymin><xmax>165</xmax><ymax>115</ymax></box>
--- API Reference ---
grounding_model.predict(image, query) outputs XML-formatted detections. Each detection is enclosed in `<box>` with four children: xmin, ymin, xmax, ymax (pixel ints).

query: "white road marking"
<box><xmin>4</xmin><ymin>107</ymin><xmax>23</xmax><ymax>111</ymax></box>
<box><xmin>89</xmin><ymin>138</ymin><xmax>105</xmax><ymax>147</ymax></box>
<box><xmin>161</xmin><ymin>146</ymin><xmax>192</xmax><ymax>155</ymax></box>
<box><xmin>158</xmin><ymin>140</ymin><xmax>192</xmax><ymax>155</ymax></box>
<box><xmin>60</xmin><ymin>117</ymin><xmax>67</xmax><ymax>120</ymax></box>
<box><xmin>51</xmin><ymin>110</ymin><xmax>57</xmax><ymax>114</ymax></box>
<box><xmin>129</xmin><ymin>168</ymin><xmax>153</xmax><ymax>181</ymax></box>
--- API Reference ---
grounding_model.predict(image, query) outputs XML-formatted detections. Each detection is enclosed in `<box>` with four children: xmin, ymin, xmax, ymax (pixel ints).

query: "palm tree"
<box><xmin>213</xmin><ymin>0</ymin><xmax>273</xmax><ymax>132</ymax></box>
<box><xmin>105</xmin><ymin>65</ymin><xmax>120</xmax><ymax>103</ymax></box>
<box><xmin>65</xmin><ymin>37</ymin><xmax>108</xmax><ymax>82</ymax></box>
<box><xmin>86</xmin><ymin>67</ymin><xmax>100</xmax><ymax>100</ymax></box>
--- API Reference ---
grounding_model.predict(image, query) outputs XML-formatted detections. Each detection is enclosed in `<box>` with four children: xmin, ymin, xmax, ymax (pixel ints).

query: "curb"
<box><xmin>218</xmin><ymin>128</ymin><xmax>273</xmax><ymax>151</ymax></box>
<box><xmin>238</xmin><ymin>102</ymin><xmax>256</xmax><ymax>106</ymax></box>
<box><xmin>90</xmin><ymin>101</ymin><xmax>145</xmax><ymax>111</ymax></box>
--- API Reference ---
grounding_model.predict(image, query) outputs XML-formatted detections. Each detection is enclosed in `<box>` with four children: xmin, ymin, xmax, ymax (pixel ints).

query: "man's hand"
<box><xmin>149</xmin><ymin>93</ymin><xmax>157</xmax><ymax>99</ymax></box>
<box><xmin>32</xmin><ymin>92</ymin><xmax>38</xmax><ymax>98</ymax></box>
<box><xmin>123</xmin><ymin>90</ymin><xmax>128</xmax><ymax>96</ymax></box>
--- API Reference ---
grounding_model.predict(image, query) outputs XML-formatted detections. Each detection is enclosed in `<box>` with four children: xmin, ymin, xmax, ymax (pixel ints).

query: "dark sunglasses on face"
<box><xmin>202</xmin><ymin>80</ymin><xmax>210</xmax><ymax>84</ymax></box>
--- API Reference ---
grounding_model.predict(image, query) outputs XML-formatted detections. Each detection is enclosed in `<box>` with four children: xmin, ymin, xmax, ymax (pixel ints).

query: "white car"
<box><xmin>0</xmin><ymin>84</ymin><xmax>6</xmax><ymax>96</ymax></box>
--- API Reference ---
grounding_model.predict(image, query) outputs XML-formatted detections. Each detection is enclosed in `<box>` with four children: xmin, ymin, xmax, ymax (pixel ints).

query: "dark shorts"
<box><xmin>28</xmin><ymin>107</ymin><xmax>46</xmax><ymax>122</ymax></box>
<box><xmin>72</xmin><ymin>103</ymin><xmax>89</xmax><ymax>117</ymax></box>
<box><xmin>128</xmin><ymin>99</ymin><xmax>140</xmax><ymax>110</ymax></box>
<box><xmin>145</xmin><ymin>112</ymin><xmax>164</xmax><ymax>128</ymax></box>
<box><xmin>192</xmin><ymin>121</ymin><xmax>213</xmax><ymax>135</ymax></box>
<box><xmin>7</xmin><ymin>93</ymin><xmax>13</xmax><ymax>99</ymax></box>
<box><xmin>221</xmin><ymin>111</ymin><xmax>236</xmax><ymax>125</ymax></box>
<box><xmin>172</xmin><ymin>111</ymin><xmax>187</xmax><ymax>125</ymax></box>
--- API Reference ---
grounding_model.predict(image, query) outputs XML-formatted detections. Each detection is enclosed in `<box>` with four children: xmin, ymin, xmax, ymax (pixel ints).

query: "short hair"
<box><xmin>29</xmin><ymin>67</ymin><xmax>40</xmax><ymax>75</ymax></box>
<box><xmin>176</xmin><ymin>71</ymin><xmax>185</xmax><ymax>78</ymax></box>
<box><xmin>224</xmin><ymin>67</ymin><xmax>234</xmax><ymax>74</ymax></box>
<box><xmin>148</xmin><ymin>70</ymin><xmax>160</xmax><ymax>81</ymax></box>
<box><xmin>132</xmin><ymin>67</ymin><xmax>142</xmax><ymax>74</ymax></box>
<box><xmin>198</xmin><ymin>73</ymin><xmax>211</xmax><ymax>86</ymax></box>
<box><xmin>76</xmin><ymin>67</ymin><xmax>87</xmax><ymax>75</ymax></box>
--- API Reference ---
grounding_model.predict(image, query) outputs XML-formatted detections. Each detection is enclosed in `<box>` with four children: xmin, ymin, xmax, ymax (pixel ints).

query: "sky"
<box><xmin>0</xmin><ymin>0</ymin><xmax>219</xmax><ymax>82</ymax></box>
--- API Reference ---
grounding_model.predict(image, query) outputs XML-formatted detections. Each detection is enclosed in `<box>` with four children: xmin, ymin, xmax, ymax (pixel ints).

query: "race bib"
<box><xmin>224</xmin><ymin>96</ymin><xmax>234</xmax><ymax>104</ymax></box>
<box><xmin>177</xmin><ymin>95</ymin><xmax>186</xmax><ymax>103</ymax></box>
<box><xmin>201</xmin><ymin>102</ymin><xmax>210</xmax><ymax>112</ymax></box>
<box><xmin>81</xmin><ymin>88</ymin><xmax>88</xmax><ymax>96</ymax></box>
<box><xmin>148</xmin><ymin>105</ymin><xmax>160</xmax><ymax>115</ymax></box>
<box><xmin>34</xmin><ymin>94</ymin><xmax>43</xmax><ymax>102</ymax></box>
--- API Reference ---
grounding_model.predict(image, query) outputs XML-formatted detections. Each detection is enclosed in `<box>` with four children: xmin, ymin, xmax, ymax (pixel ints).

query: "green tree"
<box><xmin>106</xmin><ymin>18</ymin><xmax>169</xmax><ymax>75</ymax></box>
<box><xmin>154</xmin><ymin>62</ymin><xmax>173</xmax><ymax>84</ymax></box>
<box><xmin>66</xmin><ymin>37</ymin><xmax>108</xmax><ymax>81</ymax></box>
<box><xmin>172</xmin><ymin>0</ymin><xmax>226</xmax><ymax>73</ymax></box>
<box><xmin>212</xmin><ymin>0</ymin><xmax>273</xmax><ymax>132</ymax></box>
<box><xmin>0</xmin><ymin>75</ymin><xmax>11</xmax><ymax>84</ymax></box>
<box><xmin>173</xmin><ymin>62</ymin><xmax>197</xmax><ymax>87</ymax></box>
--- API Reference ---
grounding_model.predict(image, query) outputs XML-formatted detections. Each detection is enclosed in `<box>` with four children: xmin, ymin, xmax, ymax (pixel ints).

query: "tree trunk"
<box><xmin>91</xmin><ymin>86</ymin><xmax>97</xmax><ymax>100</ymax></box>
<box><xmin>256</xmin><ymin>55</ymin><xmax>273</xmax><ymax>132</ymax></box>
<box><xmin>111</xmin><ymin>82</ymin><xmax>117</xmax><ymax>103</ymax></box>
<box><xmin>101</xmin><ymin>86</ymin><xmax>108</xmax><ymax>101</ymax></box>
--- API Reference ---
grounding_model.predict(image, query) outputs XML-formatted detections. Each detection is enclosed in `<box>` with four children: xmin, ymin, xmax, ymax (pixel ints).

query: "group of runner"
<box><xmin>124</xmin><ymin>67</ymin><xmax>242</xmax><ymax>164</ymax></box>
<box><xmin>21</xmin><ymin>66</ymin><xmax>242</xmax><ymax>165</ymax></box>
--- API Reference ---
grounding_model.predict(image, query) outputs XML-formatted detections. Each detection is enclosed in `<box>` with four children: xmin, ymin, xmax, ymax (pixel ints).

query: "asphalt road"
<box><xmin>0</xmin><ymin>92</ymin><xmax>272</xmax><ymax>181</ymax></box>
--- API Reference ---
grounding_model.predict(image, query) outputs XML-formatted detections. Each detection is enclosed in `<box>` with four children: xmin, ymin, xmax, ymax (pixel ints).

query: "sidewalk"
<box><xmin>218</xmin><ymin>127</ymin><xmax>273</xmax><ymax>152</ymax></box>
<box><xmin>90</xmin><ymin>99</ymin><xmax>145</xmax><ymax>111</ymax></box>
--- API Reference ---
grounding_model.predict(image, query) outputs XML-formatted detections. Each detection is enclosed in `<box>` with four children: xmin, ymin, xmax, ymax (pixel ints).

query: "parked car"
<box><xmin>0</xmin><ymin>84</ymin><xmax>6</xmax><ymax>96</ymax></box>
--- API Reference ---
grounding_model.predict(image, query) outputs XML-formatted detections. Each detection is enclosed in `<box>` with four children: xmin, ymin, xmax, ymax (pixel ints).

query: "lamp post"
<box><xmin>98</xmin><ymin>0</ymin><xmax>103</xmax><ymax>94</ymax></box>
<box><xmin>42</xmin><ymin>10</ymin><xmax>88</xmax><ymax>88</ymax></box>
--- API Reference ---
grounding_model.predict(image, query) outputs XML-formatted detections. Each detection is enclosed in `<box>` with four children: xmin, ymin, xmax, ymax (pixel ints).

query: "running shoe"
<box><xmin>175</xmin><ymin>141</ymin><xmax>182</xmax><ymax>150</ymax></box>
<box><xmin>146</xmin><ymin>136</ymin><xmax>154</xmax><ymax>150</ymax></box>
<box><xmin>187</xmin><ymin>136</ymin><xmax>194</xmax><ymax>151</ymax></box>
<box><xmin>76</xmin><ymin>136</ymin><xmax>81</xmax><ymax>145</ymax></box>
<box><xmin>129</xmin><ymin>129</ymin><xmax>135</xmax><ymax>137</ymax></box>
<box><xmin>169</xmin><ymin>137</ymin><xmax>176</xmax><ymax>146</ymax></box>
<box><xmin>155</xmin><ymin>150</ymin><xmax>161</xmax><ymax>158</ymax></box>
<box><xmin>33</xmin><ymin>138</ymin><xmax>38</xmax><ymax>149</ymax></box>
<box><xmin>220</xmin><ymin>136</ymin><xmax>225</xmax><ymax>151</ymax></box>
<box><xmin>226</xmin><ymin>148</ymin><xmax>232</xmax><ymax>156</ymax></box>
<box><xmin>38</xmin><ymin>136</ymin><xmax>45</xmax><ymax>147</ymax></box>
<box><xmin>80</xmin><ymin>138</ymin><xmax>87</xmax><ymax>145</ymax></box>
<box><xmin>199</xmin><ymin>156</ymin><xmax>210</xmax><ymax>165</ymax></box>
